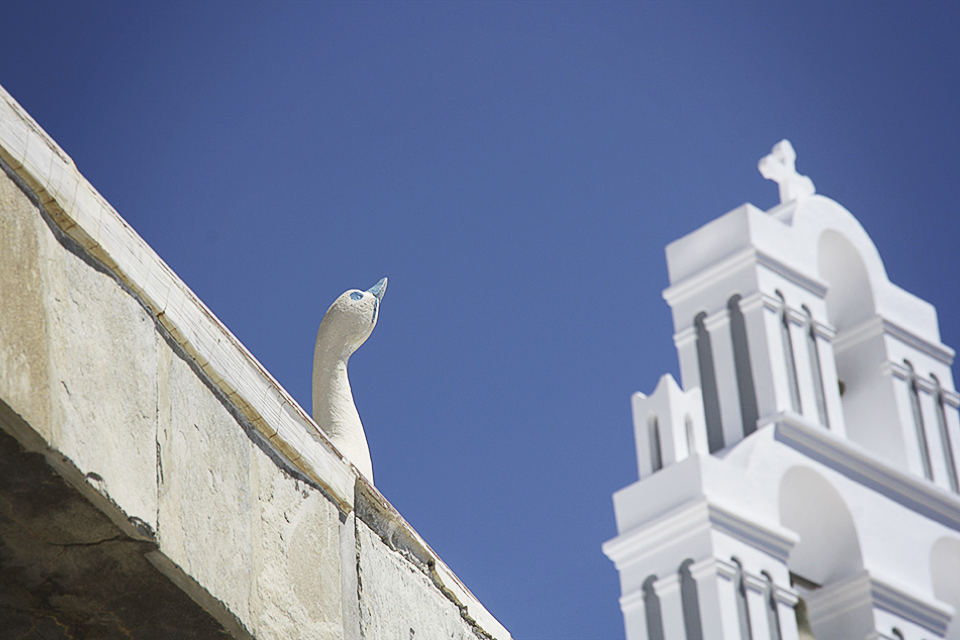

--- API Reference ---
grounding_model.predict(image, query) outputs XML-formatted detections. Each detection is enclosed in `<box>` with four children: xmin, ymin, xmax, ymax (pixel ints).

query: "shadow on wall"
<box><xmin>779</xmin><ymin>466</ymin><xmax>866</xmax><ymax>638</ymax></box>
<box><xmin>780</xmin><ymin>466</ymin><xmax>863</xmax><ymax>584</ymax></box>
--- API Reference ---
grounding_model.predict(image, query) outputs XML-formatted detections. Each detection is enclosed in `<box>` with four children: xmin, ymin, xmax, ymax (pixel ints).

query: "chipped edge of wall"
<box><xmin>356</xmin><ymin>478</ymin><xmax>512</xmax><ymax>640</ymax></box>
<box><xmin>0</xmin><ymin>84</ymin><xmax>512</xmax><ymax>640</ymax></box>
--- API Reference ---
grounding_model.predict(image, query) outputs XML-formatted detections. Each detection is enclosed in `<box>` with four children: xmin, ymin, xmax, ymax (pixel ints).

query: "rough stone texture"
<box><xmin>357</xmin><ymin>518</ymin><xmax>484</xmax><ymax>640</ymax></box>
<box><xmin>0</xmin><ymin>168</ymin><xmax>52</xmax><ymax>442</ymax></box>
<box><xmin>0</xmin><ymin>400</ymin><xmax>231</xmax><ymax>639</ymax></box>
<box><xmin>157</xmin><ymin>343</ymin><xmax>344</xmax><ymax>639</ymax></box>
<box><xmin>0</xmin><ymin>111</ymin><xmax>510</xmax><ymax>639</ymax></box>
<box><xmin>251</xmin><ymin>454</ymin><xmax>343</xmax><ymax>639</ymax></box>
<box><xmin>44</xmin><ymin>211</ymin><xmax>160</xmax><ymax>534</ymax></box>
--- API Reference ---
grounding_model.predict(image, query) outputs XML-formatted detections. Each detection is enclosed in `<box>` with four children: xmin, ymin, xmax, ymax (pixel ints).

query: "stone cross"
<box><xmin>758</xmin><ymin>139</ymin><xmax>816</xmax><ymax>204</ymax></box>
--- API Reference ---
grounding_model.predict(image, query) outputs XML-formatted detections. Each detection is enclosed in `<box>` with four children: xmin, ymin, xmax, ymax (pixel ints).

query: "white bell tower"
<box><xmin>604</xmin><ymin>141</ymin><xmax>960</xmax><ymax>640</ymax></box>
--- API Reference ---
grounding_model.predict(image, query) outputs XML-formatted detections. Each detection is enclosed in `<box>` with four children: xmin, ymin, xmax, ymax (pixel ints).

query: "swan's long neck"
<box><xmin>313</xmin><ymin>336</ymin><xmax>374</xmax><ymax>482</ymax></box>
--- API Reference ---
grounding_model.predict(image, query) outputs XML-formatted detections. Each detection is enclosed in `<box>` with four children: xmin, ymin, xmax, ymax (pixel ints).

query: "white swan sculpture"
<box><xmin>312</xmin><ymin>277</ymin><xmax>386</xmax><ymax>483</ymax></box>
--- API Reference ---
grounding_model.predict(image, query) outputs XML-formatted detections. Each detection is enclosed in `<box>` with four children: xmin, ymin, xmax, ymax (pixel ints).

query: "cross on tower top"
<box><xmin>758</xmin><ymin>139</ymin><xmax>816</xmax><ymax>204</ymax></box>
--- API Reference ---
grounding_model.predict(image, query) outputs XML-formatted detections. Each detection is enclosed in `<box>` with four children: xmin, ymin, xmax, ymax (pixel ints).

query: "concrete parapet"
<box><xmin>0</xmin><ymin>83</ymin><xmax>509</xmax><ymax>640</ymax></box>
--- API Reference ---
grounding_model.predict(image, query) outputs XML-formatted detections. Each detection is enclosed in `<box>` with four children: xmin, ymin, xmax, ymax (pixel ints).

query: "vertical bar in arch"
<box><xmin>643</xmin><ymin>575</ymin><xmax>665</xmax><ymax>640</ymax></box>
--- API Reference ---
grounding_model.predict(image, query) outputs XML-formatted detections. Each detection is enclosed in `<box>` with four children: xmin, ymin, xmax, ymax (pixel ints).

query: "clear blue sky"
<box><xmin>2</xmin><ymin>2</ymin><xmax>958</xmax><ymax>638</ymax></box>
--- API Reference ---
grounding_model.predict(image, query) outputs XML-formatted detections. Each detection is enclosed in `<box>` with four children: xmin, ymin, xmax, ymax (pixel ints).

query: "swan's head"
<box><xmin>317</xmin><ymin>277</ymin><xmax>387</xmax><ymax>359</ymax></box>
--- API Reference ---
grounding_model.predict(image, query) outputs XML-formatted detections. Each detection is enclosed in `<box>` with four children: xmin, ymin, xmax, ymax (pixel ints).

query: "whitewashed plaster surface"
<box><xmin>606</xmin><ymin>141</ymin><xmax>960</xmax><ymax>640</ymax></box>
<box><xmin>0</xmin><ymin>83</ymin><xmax>510</xmax><ymax>640</ymax></box>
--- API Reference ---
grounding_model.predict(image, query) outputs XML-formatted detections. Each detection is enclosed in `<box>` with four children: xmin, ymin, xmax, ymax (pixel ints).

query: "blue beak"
<box><xmin>367</xmin><ymin>277</ymin><xmax>387</xmax><ymax>302</ymax></box>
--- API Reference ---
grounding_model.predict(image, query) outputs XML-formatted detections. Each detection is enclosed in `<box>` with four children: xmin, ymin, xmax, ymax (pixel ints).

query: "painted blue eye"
<box><xmin>350</xmin><ymin>292</ymin><xmax>363</xmax><ymax>301</ymax></box>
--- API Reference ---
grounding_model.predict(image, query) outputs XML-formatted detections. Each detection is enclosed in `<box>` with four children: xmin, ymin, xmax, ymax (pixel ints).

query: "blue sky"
<box><xmin>2</xmin><ymin>2</ymin><xmax>958</xmax><ymax>638</ymax></box>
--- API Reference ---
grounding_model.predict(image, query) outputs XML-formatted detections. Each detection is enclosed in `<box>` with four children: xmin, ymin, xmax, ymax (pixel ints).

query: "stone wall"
<box><xmin>0</xmin><ymin>85</ymin><xmax>509</xmax><ymax>640</ymax></box>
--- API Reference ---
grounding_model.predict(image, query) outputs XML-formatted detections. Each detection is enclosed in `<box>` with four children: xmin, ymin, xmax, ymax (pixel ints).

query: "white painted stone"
<box><xmin>607</xmin><ymin>141</ymin><xmax>960</xmax><ymax>640</ymax></box>
<box><xmin>758</xmin><ymin>139</ymin><xmax>815</xmax><ymax>204</ymax></box>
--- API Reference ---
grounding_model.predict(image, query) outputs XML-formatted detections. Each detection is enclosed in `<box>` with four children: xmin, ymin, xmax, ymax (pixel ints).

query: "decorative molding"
<box><xmin>883</xmin><ymin>318</ymin><xmax>955</xmax><ymax>364</ymax></box>
<box><xmin>743</xmin><ymin>571</ymin><xmax>770</xmax><ymax>594</ymax></box>
<box><xmin>804</xmin><ymin>571</ymin><xmax>955</xmax><ymax>636</ymax></box>
<box><xmin>755</xmin><ymin>251</ymin><xmax>829</xmax><ymax>299</ymax></box>
<box><xmin>772</xmin><ymin>583</ymin><xmax>800</xmax><ymax>607</ymax></box>
<box><xmin>832</xmin><ymin>316</ymin><xmax>885</xmax><ymax>354</ymax></box>
<box><xmin>759</xmin><ymin>293</ymin><xmax>836</xmax><ymax>339</ymax></box>
<box><xmin>714</xmin><ymin>557</ymin><xmax>738</xmax><ymax>580</ymax></box>
<box><xmin>772</xmin><ymin>415</ymin><xmax>960</xmax><ymax>531</ymax></box>
<box><xmin>707</xmin><ymin>503</ymin><xmax>798</xmax><ymax>564</ymax></box>
<box><xmin>833</xmin><ymin>316</ymin><xmax>954</xmax><ymax>365</ymax></box>
<box><xmin>603</xmin><ymin>498</ymin><xmax>797</xmax><ymax>568</ymax></box>
<box><xmin>663</xmin><ymin>247</ymin><xmax>757</xmax><ymax>307</ymax></box>
<box><xmin>883</xmin><ymin>363</ymin><xmax>959</xmax><ymax>410</ymax></box>
<box><xmin>803</xmin><ymin>572</ymin><xmax>872</xmax><ymax>625</ymax></box>
<box><xmin>737</xmin><ymin>291</ymin><xmax>766</xmax><ymax>314</ymax></box>
<box><xmin>674</xmin><ymin>325</ymin><xmax>697</xmax><ymax>349</ymax></box>
<box><xmin>870</xmin><ymin>574</ymin><xmax>953</xmax><ymax>636</ymax></box>
<box><xmin>619</xmin><ymin>588</ymin><xmax>646</xmax><ymax>613</ymax></box>
<box><xmin>603</xmin><ymin>500</ymin><xmax>713</xmax><ymax>568</ymax></box>
<box><xmin>697</xmin><ymin>558</ymin><xmax>799</xmax><ymax>606</ymax></box>
<box><xmin>653</xmin><ymin>572</ymin><xmax>682</xmax><ymax>598</ymax></box>
<box><xmin>703</xmin><ymin>308</ymin><xmax>732</xmax><ymax>332</ymax></box>
<box><xmin>688</xmin><ymin>556</ymin><xmax>721</xmax><ymax>582</ymax></box>
<box><xmin>662</xmin><ymin>247</ymin><xmax>828</xmax><ymax>309</ymax></box>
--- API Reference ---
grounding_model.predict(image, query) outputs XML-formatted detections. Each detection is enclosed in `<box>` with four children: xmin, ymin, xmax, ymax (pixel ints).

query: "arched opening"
<box><xmin>817</xmin><ymin>230</ymin><xmax>906</xmax><ymax>465</ymax></box>
<box><xmin>776</xmin><ymin>291</ymin><xmax>801</xmax><ymax>414</ymax></box>
<box><xmin>931</xmin><ymin>374</ymin><xmax>959</xmax><ymax>493</ymax></box>
<box><xmin>679</xmin><ymin>559</ymin><xmax>703</xmax><ymax>640</ymax></box>
<box><xmin>779</xmin><ymin>467</ymin><xmax>863</xmax><ymax>585</ymax></box>
<box><xmin>905</xmin><ymin>360</ymin><xmax>933</xmax><ymax>480</ymax></box>
<box><xmin>802</xmin><ymin>304</ymin><xmax>829</xmax><ymax>429</ymax></box>
<box><xmin>931</xmin><ymin>537</ymin><xmax>960</xmax><ymax>640</ymax></box>
<box><xmin>761</xmin><ymin>571</ymin><xmax>782</xmax><ymax>640</ymax></box>
<box><xmin>780</xmin><ymin>467</ymin><xmax>865</xmax><ymax>639</ymax></box>
<box><xmin>729</xmin><ymin>294</ymin><xmax>759</xmax><ymax>436</ymax></box>
<box><xmin>695</xmin><ymin>312</ymin><xmax>724</xmax><ymax>453</ymax></box>
<box><xmin>731</xmin><ymin>557</ymin><xmax>753</xmax><ymax>640</ymax></box>
<box><xmin>817</xmin><ymin>230</ymin><xmax>876</xmax><ymax>332</ymax></box>
<box><xmin>648</xmin><ymin>415</ymin><xmax>663</xmax><ymax>473</ymax></box>
<box><xmin>642</xmin><ymin>574</ymin><xmax>665</xmax><ymax>640</ymax></box>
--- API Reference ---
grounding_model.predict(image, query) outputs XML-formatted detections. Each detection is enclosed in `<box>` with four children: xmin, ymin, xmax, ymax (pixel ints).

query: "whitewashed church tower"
<box><xmin>604</xmin><ymin>141</ymin><xmax>960</xmax><ymax>640</ymax></box>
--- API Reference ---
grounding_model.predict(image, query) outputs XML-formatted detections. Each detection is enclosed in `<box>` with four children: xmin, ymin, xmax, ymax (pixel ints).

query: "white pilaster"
<box><xmin>655</xmin><ymin>573</ymin><xmax>687</xmax><ymax>640</ymax></box>
<box><xmin>620</xmin><ymin>589</ymin><xmax>651</xmax><ymax>640</ymax></box>
<box><xmin>717</xmin><ymin>560</ymin><xmax>751</xmax><ymax>640</ymax></box>
<box><xmin>813</xmin><ymin>321</ymin><xmax>846</xmax><ymax>437</ymax></box>
<box><xmin>705</xmin><ymin>309</ymin><xmax>745</xmax><ymax>449</ymax></box>
<box><xmin>689</xmin><ymin>558</ymin><xmax>735</xmax><ymax>640</ymax></box>
<box><xmin>739</xmin><ymin>292</ymin><xmax>777</xmax><ymax>424</ymax></box>
<box><xmin>676</xmin><ymin>327</ymin><xmax>701</xmax><ymax>398</ymax></box>
<box><xmin>920</xmin><ymin>383</ymin><xmax>952</xmax><ymax>491</ymax></box>
<box><xmin>761</xmin><ymin>298</ymin><xmax>795</xmax><ymax>415</ymax></box>
<box><xmin>745</xmin><ymin>573</ymin><xmax>774</xmax><ymax>640</ymax></box>
<box><xmin>890</xmin><ymin>364</ymin><xmax>929</xmax><ymax>480</ymax></box>
<box><xmin>786</xmin><ymin>309</ymin><xmax>818</xmax><ymax>427</ymax></box>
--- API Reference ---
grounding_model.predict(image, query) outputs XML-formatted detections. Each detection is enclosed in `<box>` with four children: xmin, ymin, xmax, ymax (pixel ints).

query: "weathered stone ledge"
<box><xmin>0</xmin><ymin>83</ymin><xmax>510</xmax><ymax>640</ymax></box>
